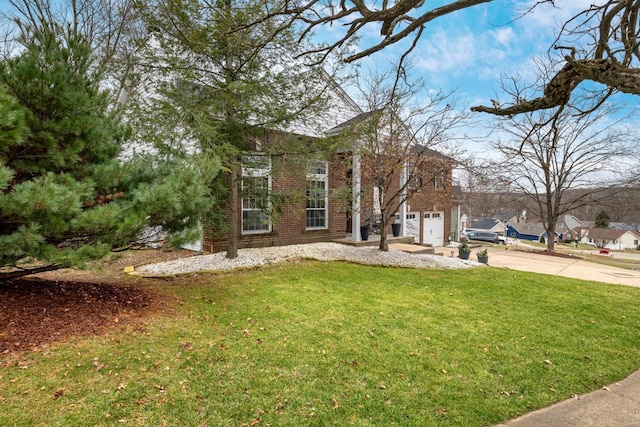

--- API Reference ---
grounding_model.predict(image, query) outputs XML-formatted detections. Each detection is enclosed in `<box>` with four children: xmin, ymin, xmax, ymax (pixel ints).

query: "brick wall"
<box><xmin>202</xmin><ymin>151</ymin><xmax>350</xmax><ymax>253</ymax></box>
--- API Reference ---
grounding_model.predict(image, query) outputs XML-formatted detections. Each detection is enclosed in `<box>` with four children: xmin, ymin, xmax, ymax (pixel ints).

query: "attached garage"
<box><xmin>402</xmin><ymin>211</ymin><xmax>445</xmax><ymax>246</ymax></box>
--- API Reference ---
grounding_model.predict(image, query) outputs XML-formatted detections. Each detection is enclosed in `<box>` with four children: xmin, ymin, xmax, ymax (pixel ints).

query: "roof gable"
<box><xmin>508</xmin><ymin>223</ymin><xmax>548</xmax><ymax>236</ymax></box>
<box><xmin>470</xmin><ymin>217</ymin><xmax>499</xmax><ymax>230</ymax></box>
<box><xmin>588</xmin><ymin>228</ymin><xmax>628</xmax><ymax>240</ymax></box>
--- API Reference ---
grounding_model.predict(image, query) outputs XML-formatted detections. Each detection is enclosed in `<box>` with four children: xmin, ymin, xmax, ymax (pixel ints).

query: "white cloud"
<box><xmin>490</xmin><ymin>27</ymin><xmax>516</xmax><ymax>47</ymax></box>
<box><xmin>415</xmin><ymin>28</ymin><xmax>477</xmax><ymax>75</ymax></box>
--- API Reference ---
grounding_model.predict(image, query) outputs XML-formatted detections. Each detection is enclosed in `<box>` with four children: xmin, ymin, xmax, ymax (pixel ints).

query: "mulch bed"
<box><xmin>0</xmin><ymin>278</ymin><xmax>155</xmax><ymax>354</ymax></box>
<box><xmin>0</xmin><ymin>248</ymin><xmax>192</xmax><ymax>355</ymax></box>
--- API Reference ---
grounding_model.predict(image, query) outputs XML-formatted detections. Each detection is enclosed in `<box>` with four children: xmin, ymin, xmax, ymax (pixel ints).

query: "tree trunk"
<box><xmin>227</xmin><ymin>163</ymin><xmax>239</xmax><ymax>259</ymax></box>
<box><xmin>546</xmin><ymin>220</ymin><xmax>556</xmax><ymax>252</ymax></box>
<box><xmin>379</xmin><ymin>215</ymin><xmax>389</xmax><ymax>251</ymax></box>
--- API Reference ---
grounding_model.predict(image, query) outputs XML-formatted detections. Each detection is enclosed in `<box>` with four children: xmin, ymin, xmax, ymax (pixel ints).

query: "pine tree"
<box><xmin>595</xmin><ymin>210</ymin><xmax>610</xmax><ymax>228</ymax></box>
<box><xmin>135</xmin><ymin>0</ymin><xmax>342</xmax><ymax>258</ymax></box>
<box><xmin>0</xmin><ymin>21</ymin><xmax>218</xmax><ymax>278</ymax></box>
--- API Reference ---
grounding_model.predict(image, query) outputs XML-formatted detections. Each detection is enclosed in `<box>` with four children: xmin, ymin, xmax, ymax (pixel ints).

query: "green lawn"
<box><xmin>3</xmin><ymin>262</ymin><xmax>640</xmax><ymax>426</ymax></box>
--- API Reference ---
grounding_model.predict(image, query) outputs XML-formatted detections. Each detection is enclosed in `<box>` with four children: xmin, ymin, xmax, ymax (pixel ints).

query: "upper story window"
<box><xmin>306</xmin><ymin>161</ymin><xmax>328</xmax><ymax>229</ymax></box>
<box><xmin>434</xmin><ymin>170</ymin><xmax>446</xmax><ymax>190</ymax></box>
<box><xmin>242</xmin><ymin>155</ymin><xmax>271</xmax><ymax>233</ymax></box>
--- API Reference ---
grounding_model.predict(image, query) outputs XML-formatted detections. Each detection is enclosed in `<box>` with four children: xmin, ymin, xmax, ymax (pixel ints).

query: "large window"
<box><xmin>242</xmin><ymin>155</ymin><xmax>271</xmax><ymax>233</ymax></box>
<box><xmin>306</xmin><ymin>161</ymin><xmax>328</xmax><ymax>229</ymax></box>
<box><xmin>434</xmin><ymin>170</ymin><xmax>446</xmax><ymax>190</ymax></box>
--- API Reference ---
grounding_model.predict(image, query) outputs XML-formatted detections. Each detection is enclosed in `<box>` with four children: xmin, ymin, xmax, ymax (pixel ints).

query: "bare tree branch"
<box><xmin>473</xmin><ymin>0</ymin><xmax>640</xmax><ymax>116</ymax></box>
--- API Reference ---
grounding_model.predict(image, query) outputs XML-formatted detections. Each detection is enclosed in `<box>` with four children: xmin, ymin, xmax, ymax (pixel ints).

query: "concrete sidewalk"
<box><xmin>496</xmin><ymin>370</ymin><xmax>640</xmax><ymax>426</ymax></box>
<box><xmin>435</xmin><ymin>245</ymin><xmax>640</xmax><ymax>426</ymax></box>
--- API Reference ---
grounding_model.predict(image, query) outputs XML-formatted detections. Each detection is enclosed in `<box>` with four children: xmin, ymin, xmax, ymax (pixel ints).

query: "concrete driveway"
<box><xmin>439</xmin><ymin>245</ymin><xmax>640</xmax><ymax>288</ymax></box>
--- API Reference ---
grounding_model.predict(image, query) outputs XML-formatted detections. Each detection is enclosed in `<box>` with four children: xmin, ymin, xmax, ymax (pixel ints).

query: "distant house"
<box><xmin>467</xmin><ymin>217</ymin><xmax>507</xmax><ymax>235</ymax></box>
<box><xmin>609</xmin><ymin>222</ymin><xmax>638</xmax><ymax>232</ymax></box>
<box><xmin>496</xmin><ymin>211</ymin><xmax>525</xmax><ymax>224</ymax></box>
<box><xmin>578</xmin><ymin>228</ymin><xmax>640</xmax><ymax>250</ymax></box>
<box><xmin>506</xmin><ymin>223</ymin><xmax>563</xmax><ymax>242</ymax></box>
<box><xmin>562</xmin><ymin>214</ymin><xmax>583</xmax><ymax>231</ymax></box>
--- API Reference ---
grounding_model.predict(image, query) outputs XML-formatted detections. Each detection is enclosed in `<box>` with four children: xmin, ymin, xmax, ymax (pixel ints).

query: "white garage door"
<box><xmin>405</xmin><ymin>212</ymin><xmax>419</xmax><ymax>244</ymax></box>
<box><xmin>423</xmin><ymin>211</ymin><xmax>444</xmax><ymax>246</ymax></box>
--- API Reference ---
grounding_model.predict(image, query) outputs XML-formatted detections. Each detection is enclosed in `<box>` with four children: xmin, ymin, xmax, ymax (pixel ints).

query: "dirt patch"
<box><xmin>0</xmin><ymin>248</ymin><xmax>195</xmax><ymax>355</ymax></box>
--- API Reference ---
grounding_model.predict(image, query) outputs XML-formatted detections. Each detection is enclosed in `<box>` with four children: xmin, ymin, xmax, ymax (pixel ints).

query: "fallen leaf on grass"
<box><xmin>331</xmin><ymin>397</ymin><xmax>339</xmax><ymax>410</ymax></box>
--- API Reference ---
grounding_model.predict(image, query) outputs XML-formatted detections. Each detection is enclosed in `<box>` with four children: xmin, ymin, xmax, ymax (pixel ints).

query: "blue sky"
<box><xmin>2</xmin><ymin>0</ymin><xmax>636</xmax><ymax>155</ymax></box>
<box><xmin>315</xmin><ymin>0</ymin><xmax>639</xmax><ymax>155</ymax></box>
<box><xmin>334</xmin><ymin>0</ymin><xmax>585</xmax><ymax>106</ymax></box>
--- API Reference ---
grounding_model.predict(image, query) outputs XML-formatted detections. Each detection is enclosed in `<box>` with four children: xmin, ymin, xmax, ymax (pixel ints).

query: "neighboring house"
<box><xmin>506</xmin><ymin>223</ymin><xmax>562</xmax><ymax>242</ymax></box>
<box><xmin>557</xmin><ymin>214</ymin><xmax>583</xmax><ymax>242</ymax></box>
<box><xmin>496</xmin><ymin>211</ymin><xmax>526</xmax><ymax>224</ymax></box>
<box><xmin>562</xmin><ymin>214</ymin><xmax>583</xmax><ymax>231</ymax></box>
<box><xmin>467</xmin><ymin>217</ymin><xmax>507</xmax><ymax>235</ymax></box>
<box><xmin>578</xmin><ymin>228</ymin><xmax>640</xmax><ymax>250</ymax></box>
<box><xmin>609</xmin><ymin>222</ymin><xmax>637</xmax><ymax>231</ymax></box>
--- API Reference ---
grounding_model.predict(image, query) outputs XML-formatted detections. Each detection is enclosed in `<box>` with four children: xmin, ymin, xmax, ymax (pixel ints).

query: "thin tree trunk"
<box><xmin>379</xmin><ymin>215</ymin><xmax>389</xmax><ymax>251</ymax></box>
<box><xmin>227</xmin><ymin>164</ymin><xmax>239</xmax><ymax>259</ymax></box>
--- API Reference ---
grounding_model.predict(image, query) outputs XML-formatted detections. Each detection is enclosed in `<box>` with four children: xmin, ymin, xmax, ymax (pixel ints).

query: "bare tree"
<box><xmin>3</xmin><ymin>0</ymin><xmax>146</xmax><ymax>106</ymax></box>
<box><xmin>491</xmin><ymin>104</ymin><xmax>636</xmax><ymax>252</ymax></box>
<box><xmin>457</xmin><ymin>163</ymin><xmax>518</xmax><ymax>219</ymax></box>
<box><xmin>472</xmin><ymin>0</ymin><xmax>640</xmax><ymax>116</ymax></box>
<box><xmin>344</xmin><ymin>63</ymin><xmax>468</xmax><ymax>251</ymax></box>
<box><xmin>258</xmin><ymin>0</ymin><xmax>640</xmax><ymax>115</ymax></box>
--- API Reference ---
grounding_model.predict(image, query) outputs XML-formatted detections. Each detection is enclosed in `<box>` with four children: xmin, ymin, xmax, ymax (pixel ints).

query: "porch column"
<box><xmin>399</xmin><ymin>163</ymin><xmax>407</xmax><ymax>237</ymax></box>
<box><xmin>399</xmin><ymin>162</ymin><xmax>408</xmax><ymax>237</ymax></box>
<box><xmin>352</xmin><ymin>152</ymin><xmax>361</xmax><ymax>242</ymax></box>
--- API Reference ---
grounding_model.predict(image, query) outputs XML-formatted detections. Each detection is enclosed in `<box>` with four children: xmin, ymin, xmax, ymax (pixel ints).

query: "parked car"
<box><xmin>464</xmin><ymin>230</ymin><xmax>500</xmax><ymax>244</ymax></box>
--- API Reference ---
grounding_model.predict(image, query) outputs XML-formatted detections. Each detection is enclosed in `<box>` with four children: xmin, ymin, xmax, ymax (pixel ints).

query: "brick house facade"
<box><xmin>196</xmin><ymin>80</ymin><xmax>455</xmax><ymax>253</ymax></box>
<box><xmin>201</xmin><ymin>145</ymin><xmax>454</xmax><ymax>253</ymax></box>
<box><xmin>202</xmin><ymin>150</ymin><xmax>351</xmax><ymax>253</ymax></box>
